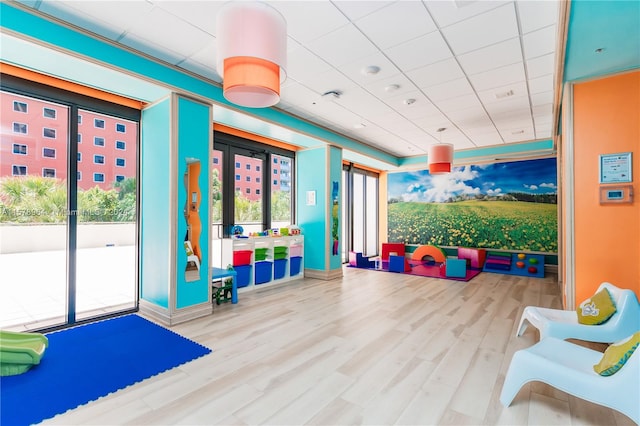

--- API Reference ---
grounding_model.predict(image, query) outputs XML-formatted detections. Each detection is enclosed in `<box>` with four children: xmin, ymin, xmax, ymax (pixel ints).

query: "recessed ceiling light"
<box><xmin>404</xmin><ymin>98</ymin><xmax>416</xmax><ymax>105</ymax></box>
<box><xmin>362</xmin><ymin>65</ymin><xmax>380</xmax><ymax>76</ymax></box>
<box><xmin>495</xmin><ymin>89</ymin><xmax>514</xmax><ymax>99</ymax></box>
<box><xmin>385</xmin><ymin>84</ymin><xmax>400</xmax><ymax>92</ymax></box>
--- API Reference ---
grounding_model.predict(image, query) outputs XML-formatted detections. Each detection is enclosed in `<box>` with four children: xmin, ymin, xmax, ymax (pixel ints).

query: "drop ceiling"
<box><xmin>4</xmin><ymin>1</ymin><xmax>564</xmax><ymax>160</ymax></box>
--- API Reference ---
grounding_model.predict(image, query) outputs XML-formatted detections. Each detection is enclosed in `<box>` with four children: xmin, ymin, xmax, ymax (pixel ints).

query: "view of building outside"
<box><xmin>0</xmin><ymin>90</ymin><xmax>138</xmax><ymax>330</ymax></box>
<box><xmin>211</xmin><ymin>150</ymin><xmax>292</xmax><ymax>227</ymax></box>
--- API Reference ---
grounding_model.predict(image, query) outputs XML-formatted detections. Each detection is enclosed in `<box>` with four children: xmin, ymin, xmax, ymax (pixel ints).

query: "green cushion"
<box><xmin>593</xmin><ymin>331</ymin><xmax>640</xmax><ymax>376</ymax></box>
<box><xmin>577</xmin><ymin>287</ymin><xmax>617</xmax><ymax>325</ymax></box>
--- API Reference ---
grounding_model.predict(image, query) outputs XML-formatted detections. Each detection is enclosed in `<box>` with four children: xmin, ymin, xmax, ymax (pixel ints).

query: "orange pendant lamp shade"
<box><xmin>217</xmin><ymin>2</ymin><xmax>287</xmax><ymax>108</ymax></box>
<box><xmin>428</xmin><ymin>143</ymin><xmax>454</xmax><ymax>174</ymax></box>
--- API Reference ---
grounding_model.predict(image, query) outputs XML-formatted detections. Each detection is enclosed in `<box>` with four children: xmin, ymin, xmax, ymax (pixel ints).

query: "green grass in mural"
<box><xmin>388</xmin><ymin>200</ymin><xmax>557</xmax><ymax>253</ymax></box>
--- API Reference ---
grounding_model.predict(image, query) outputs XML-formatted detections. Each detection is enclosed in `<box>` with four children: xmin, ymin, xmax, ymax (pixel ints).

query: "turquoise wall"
<box><xmin>175</xmin><ymin>96</ymin><xmax>211</xmax><ymax>309</ymax></box>
<box><xmin>297</xmin><ymin>147</ymin><xmax>328</xmax><ymax>271</ymax></box>
<box><xmin>140</xmin><ymin>99</ymin><xmax>171</xmax><ymax>308</ymax></box>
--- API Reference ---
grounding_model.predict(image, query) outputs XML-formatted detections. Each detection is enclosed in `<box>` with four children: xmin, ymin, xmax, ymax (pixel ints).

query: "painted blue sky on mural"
<box><xmin>388</xmin><ymin>158</ymin><xmax>557</xmax><ymax>203</ymax></box>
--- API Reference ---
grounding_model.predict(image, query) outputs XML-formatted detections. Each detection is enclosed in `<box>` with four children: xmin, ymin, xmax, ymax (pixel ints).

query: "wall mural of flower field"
<box><xmin>387</xmin><ymin>157</ymin><xmax>557</xmax><ymax>253</ymax></box>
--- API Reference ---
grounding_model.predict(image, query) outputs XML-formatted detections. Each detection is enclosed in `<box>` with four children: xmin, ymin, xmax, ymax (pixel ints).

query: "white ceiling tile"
<box><xmin>406</xmin><ymin>58</ymin><xmax>466</xmax><ymax>89</ymax></box>
<box><xmin>438</xmin><ymin>93</ymin><xmax>483</xmax><ymax>112</ymax></box>
<box><xmin>354</xmin><ymin>2</ymin><xmax>437</xmax><ymax>49</ymax></box>
<box><xmin>363</xmin><ymin>74</ymin><xmax>417</xmax><ymax>99</ymax></box>
<box><xmin>299</xmin><ymin>68</ymin><xmax>360</xmax><ymax>98</ymax></box>
<box><xmin>425</xmin><ymin>0</ymin><xmax>510</xmax><ymax>28</ymax></box>
<box><xmin>125</xmin><ymin>7</ymin><xmax>211</xmax><ymax>59</ymax></box>
<box><xmin>528</xmin><ymin>74</ymin><xmax>554</xmax><ymax>94</ymax></box>
<box><xmin>485</xmin><ymin>97</ymin><xmax>531</xmax><ymax>117</ymax></box>
<box><xmin>412</xmin><ymin>115</ymin><xmax>455</xmax><ymax>135</ymax></box>
<box><xmin>182</xmin><ymin>38</ymin><xmax>219</xmax><ymax>80</ymax></box>
<box><xmin>286</xmin><ymin>45</ymin><xmax>333</xmax><ymax>83</ymax></box>
<box><xmin>469</xmin><ymin>130</ymin><xmax>505</xmax><ymax>147</ymax></box>
<box><xmin>384</xmin><ymin>31</ymin><xmax>453</xmax><ymax>71</ymax></box>
<box><xmin>307</xmin><ymin>24</ymin><xmax>379</xmax><ymax>67</ymax></box>
<box><xmin>468</xmin><ymin>62</ymin><xmax>526</xmax><ymax>91</ymax></box>
<box><xmin>532</xmin><ymin>103</ymin><xmax>553</xmax><ymax>117</ymax></box>
<box><xmin>458</xmin><ymin>37</ymin><xmax>523</xmax><ymax>75</ymax></box>
<box><xmin>385</xmin><ymin>92</ymin><xmax>440</xmax><ymax>119</ymax></box>
<box><xmin>477</xmin><ymin>81</ymin><xmax>529</xmax><ymax>105</ymax></box>
<box><xmin>154</xmin><ymin>1</ymin><xmax>223</xmax><ymax>36</ymax></box>
<box><xmin>522</xmin><ymin>25</ymin><xmax>557</xmax><ymax>59</ymax></box>
<box><xmin>531</xmin><ymin>90</ymin><xmax>554</xmax><ymax>107</ymax></box>
<box><xmin>423</xmin><ymin>77</ymin><xmax>475</xmax><ymax>102</ymax></box>
<box><xmin>332</xmin><ymin>1</ymin><xmax>394</xmax><ymax>21</ymax></box>
<box><xmin>275</xmin><ymin>2</ymin><xmax>349</xmax><ymax>43</ymax></box>
<box><xmin>526</xmin><ymin>53</ymin><xmax>555</xmax><ymax>79</ymax></box>
<box><xmin>340</xmin><ymin>52</ymin><xmax>402</xmax><ymax>85</ymax></box>
<box><xmin>448</xmin><ymin>107</ymin><xmax>494</xmax><ymax>129</ymax></box>
<box><xmin>442</xmin><ymin>3</ymin><xmax>519</xmax><ymax>55</ymax></box>
<box><xmin>517</xmin><ymin>0</ymin><xmax>560</xmax><ymax>34</ymax></box>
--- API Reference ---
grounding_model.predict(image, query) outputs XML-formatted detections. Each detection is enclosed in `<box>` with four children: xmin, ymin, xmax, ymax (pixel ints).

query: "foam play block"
<box><xmin>389</xmin><ymin>255</ymin><xmax>411</xmax><ymax>272</ymax></box>
<box><xmin>457</xmin><ymin>247</ymin><xmax>487</xmax><ymax>269</ymax></box>
<box><xmin>349</xmin><ymin>251</ymin><xmax>375</xmax><ymax>268</ymax></box>
<box><xmin>445</xmin><ymin>258</ymin><xmax>467</xmax><ymax>278</ymax></box>
<box><xmin>382</xmin><ymin>243</ymin><xmax>405</xmax><ymax>261</ymax></box>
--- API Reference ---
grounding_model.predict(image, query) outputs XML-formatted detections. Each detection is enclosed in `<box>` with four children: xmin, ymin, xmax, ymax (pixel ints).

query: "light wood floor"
<box><xmin>45</xmin><ymin>267</ymin><xmax>636</xmax><ymax>425</ymax></box>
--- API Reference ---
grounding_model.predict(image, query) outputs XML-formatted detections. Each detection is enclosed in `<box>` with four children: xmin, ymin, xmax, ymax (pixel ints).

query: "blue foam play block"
<box><xmin>445</xmin><ymin>258</ymin><xmax>467</xmax><ymax>278</ymax></box>
<box><xmin>389</xmin><ymin>255</ymin><xmax>408</xmax><ymax>272</ymax></box>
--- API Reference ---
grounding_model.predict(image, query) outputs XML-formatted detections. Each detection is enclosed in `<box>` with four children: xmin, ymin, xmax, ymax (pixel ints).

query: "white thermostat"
<box><xmin>599</xmin><ymin>185</ymin><xmax>634</xmax><ymax>204</ymax></box>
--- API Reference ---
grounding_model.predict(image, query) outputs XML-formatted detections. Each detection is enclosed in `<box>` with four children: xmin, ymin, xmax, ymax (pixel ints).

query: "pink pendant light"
<box><xmin>217</xmin><ymin>2</ymin><xmax>287</xmax><ymax>108</ymax></box>
<box><xmin>428</xmin><ymin>128</ymin><xmax>454</xmax><ymax>174</ymax></box>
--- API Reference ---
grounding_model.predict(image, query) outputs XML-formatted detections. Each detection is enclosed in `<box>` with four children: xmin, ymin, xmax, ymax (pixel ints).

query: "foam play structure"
<box><xmin>0</xmin><ymin>330</ymin><xmax>48</xmax><ymax>376</ymax></box>
<box><xmin>411</xmin><ymin>244</ymin><xmax>447</xmax><ymax>264</ymax></box>
<box><xmin>349</xmin><ymin>251</ymin><xmax>375</xmax><ymax>268</ymax></box>
<box><xmin>457</xmin><ymin>247</ymin><xmax>487</xmax><ymax>268</ymax></box>
<box><xmin>381</xmin><ymin>243</ymin><xmax>405</xmax><ymax>261</ymax></box>
<box><xmin>483</xmin><ymin>251</ymin><xmax>544</xmax><ymax>278</ymax></box>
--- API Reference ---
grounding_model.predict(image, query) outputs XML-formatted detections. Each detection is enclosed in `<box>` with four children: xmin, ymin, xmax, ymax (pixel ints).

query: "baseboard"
<box><xmin>304</xmin><ymin>268</ymin><xmax>343</xmax><ymax>281</ymax></box>
<box><xmin>139</xmin><ymin>299</ymin><xmax>212</xmax><ymax>327</ymax></box>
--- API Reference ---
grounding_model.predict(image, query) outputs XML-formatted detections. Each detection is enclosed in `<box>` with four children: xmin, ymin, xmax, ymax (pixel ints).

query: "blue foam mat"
<box><xmin>0</xmin><ymin>314</ymin><xmax>211</xmax><ymax>425</ymax></box>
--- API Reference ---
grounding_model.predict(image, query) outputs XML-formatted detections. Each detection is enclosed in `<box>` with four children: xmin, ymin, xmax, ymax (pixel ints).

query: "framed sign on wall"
<box><xmin>599</xmin><ymin>152</ymin><xmax>632</xmax><ymax>183</ymax></box>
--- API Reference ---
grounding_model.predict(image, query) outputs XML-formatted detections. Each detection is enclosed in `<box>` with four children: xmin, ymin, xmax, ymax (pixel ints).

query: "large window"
<box><xmin>0</xmin><ymin>74</ymin><xmax>140</xmax><ymax>331</ymax></box>
<box><xmin>210</xmin><ymin>132</ymin><xmax>295</xmax><ymax>267</ymax></box>
<box><xmin>342</xmin><ymin>164</ymin><xmax>379</xmax><ymax>262</ymax></box>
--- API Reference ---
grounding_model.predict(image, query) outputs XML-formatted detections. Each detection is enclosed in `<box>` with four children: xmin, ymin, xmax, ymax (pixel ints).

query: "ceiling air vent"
<box><xmin>495</xmin><ymin>89</ymin><xmax>515</xmax><ymax>99</ymax></box>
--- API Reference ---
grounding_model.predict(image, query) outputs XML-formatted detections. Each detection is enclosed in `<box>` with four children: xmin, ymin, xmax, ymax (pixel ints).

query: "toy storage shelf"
<box><xmin>221</xmin><ymin>235</ymin><xmax>304</xmax><ymax>291</ymax></box>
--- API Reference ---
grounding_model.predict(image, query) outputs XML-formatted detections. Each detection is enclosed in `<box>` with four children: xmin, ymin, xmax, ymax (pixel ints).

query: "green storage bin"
<box><xmin>255</xmin><ymin>247</ymin><xmax>268</xmax><ymax>261</ymax></box>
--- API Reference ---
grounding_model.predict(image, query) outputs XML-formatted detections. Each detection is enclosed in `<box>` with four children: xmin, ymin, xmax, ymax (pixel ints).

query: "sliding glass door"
<box><xmin>342</xmin><ymin>165</ymin><xmax>379</xmax><ymax>262</ymax></box>
<box><xmin>0</xmin><ymin>77</ymin><xmax>139</xmax><ymax>331</ymax></box>
<box><xmin>0</xmin><ymin>92</ymin><xmax>69</xmax><ymax>329</ymax></box>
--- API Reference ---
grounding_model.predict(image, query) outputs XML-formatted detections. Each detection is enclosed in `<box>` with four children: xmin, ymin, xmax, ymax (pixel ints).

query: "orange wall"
<box><xmin>572</xmin><ymin>71</ymin><xmax>640</xmax><ymax>304</ymax></box>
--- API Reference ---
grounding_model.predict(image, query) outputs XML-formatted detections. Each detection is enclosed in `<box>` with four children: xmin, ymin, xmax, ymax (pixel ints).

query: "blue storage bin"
<box><xmin>274</xmin><ymin>259</ymin><xmax>287</xmax><ymax>279</ymax></box>
<box><xmin>255</xmin><ymin>261</ymin><xmax>272</xmax><ymax>284</ymax></box>
<box><xmin>290</xmin><ymin>256</ymin><xmax>302</xmax><ymax>276</ymax></box>
<box><xmin>234</xmin><ymin>265</ymin><xmax>252</xmax><ymax>288</ymax></box>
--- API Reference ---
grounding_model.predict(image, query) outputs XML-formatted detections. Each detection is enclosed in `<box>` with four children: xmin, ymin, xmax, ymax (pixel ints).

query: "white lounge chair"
<box><xmin>516</xmin><ymin>282</ymin><xmax>640</xmax><ymax>343</ymax></box>
<box><xmin>500</xmin><ymin>336</ymin><xmax>639</xmax><ymax>423</ymax></box>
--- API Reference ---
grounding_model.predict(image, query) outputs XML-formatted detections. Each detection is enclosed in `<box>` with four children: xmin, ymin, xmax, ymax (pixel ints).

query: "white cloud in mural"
<box><xmin>418</xmin><ymin>166</ymin><xmax>481</xmax><ymax>202</ymax></box>
<box><xmin>524</xmin><ymin>184</ymin><xmax>539</xmax><ymax>190</ymax></box>
<box><xmin>540</xmin><ymin>182</ymin><xmax>557</xmax><ymax>189</ymax></box>
<box><xmin>487</xmin><ymin>188</ymin><xmax>502</xmax><ymax>196</ymax></box>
